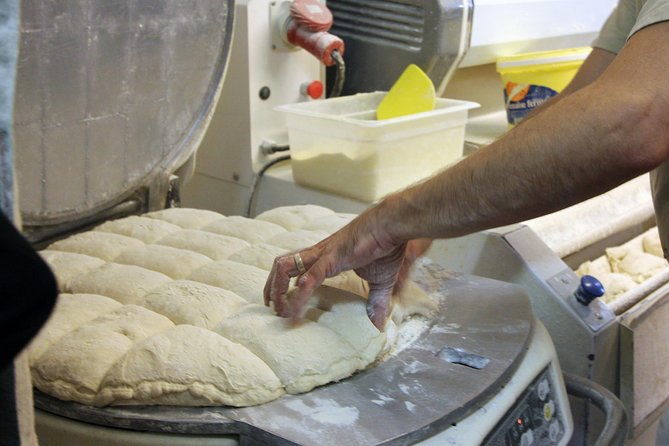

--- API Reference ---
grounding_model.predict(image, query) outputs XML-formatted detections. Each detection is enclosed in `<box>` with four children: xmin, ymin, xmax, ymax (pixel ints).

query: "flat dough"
<box><xmin>227</xmin><ymin>243</ymin><xmax>288</xmax><ymax>270</ymax></box>
<box><xmin>189</xmin><ymin>260</ymin><xmax>268</xmax><ymax>305</ymax></box>
<box><xmin>96</xmin><ymin>325</ymin><xmax>284</xmax><ymax>407</ymax></box>
<box><xmin>39</xmin><ymin>250</ymin><xmax>106</xmax><ymax>292</ymax></box>
<box><xmin>157</xmin><ymin>229</ymin><xmax>250</xmax><ymax>260</ymax></box>
<box><xmin>47</xmin><ymin>231</ymin><xmax>144</xmax><ymax>261</ymax></box>
<box><xmin>32</xmin><ymin>305</ymin><xmax>174</xmax><ymax>405</ymax></box>
<box><xmin>202</xmin><ymin>216</ymin><xmax>286</xmax><ymax>244</ymax></box>
<box><xmin>28</xmin><ymin>293</ymin><xmax>121</xmax><ymax>366</ymax></box>
<box><xmin>145</xmin><ymin>207</ymin><xmax>225</xmax><ymax>229</ymax></box>
<box><xmin>93</xmin><ymin>216</ymin><xmax>182</xmax><ymax>243</ymax></box>
<box><xmin>266</xmin><ymin>229</ymin><xmax>329</xmax><ymax>251</ymax></box>
<box><xmin>115</xmin><ymin>245</ymin><xmax>212</xmax><ymax>279</ymax></box>
<box><xmin>68</xmin><ymin>263</ymin><xmax>171</xmax><ymax>304</ymax></box>
<box><xmin>256</xmin><ymin>205</ymin><xmax>334</xmax><ymax>230</ymax></box>
<box><xmin>137</xmin><ymin>280</ymin><xmax>248</xmax><ymax>329</ymax></box>
<box><xmin>215</xmin><ymin>305</ymin><xmax>361</xmax><ymax>394</ymax></box>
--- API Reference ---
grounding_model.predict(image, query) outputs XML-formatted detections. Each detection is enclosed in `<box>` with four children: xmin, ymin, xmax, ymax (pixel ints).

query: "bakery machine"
<box><xmin>6</xmin><ymin>0</ymin><xmax>628</xmax><ymax>445</ymax></box>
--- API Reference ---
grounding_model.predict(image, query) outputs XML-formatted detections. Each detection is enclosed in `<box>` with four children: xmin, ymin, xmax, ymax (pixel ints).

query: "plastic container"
<box><xmin>496</xmin><ymin>47</ymin><xmax>591</xmax><ymax>126</ymax></box>
<box><xmin>277</xmin><ymin>92</ymin><xmax>479</xmax><ymax>202</ymax></box>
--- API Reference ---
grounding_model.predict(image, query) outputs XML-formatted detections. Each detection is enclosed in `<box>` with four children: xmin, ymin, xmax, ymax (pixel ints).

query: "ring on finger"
<box><xmin>293</xmin><ymin>253</ymin><xmax>307</xmax><ymax>275</ymax></box>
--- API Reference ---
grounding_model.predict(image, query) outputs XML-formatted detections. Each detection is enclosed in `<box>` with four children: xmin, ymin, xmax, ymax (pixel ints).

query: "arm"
<box><xmin>266</xmin><ymin>22</ymin><xmax>669</xmax><ymax>328</ymax></box>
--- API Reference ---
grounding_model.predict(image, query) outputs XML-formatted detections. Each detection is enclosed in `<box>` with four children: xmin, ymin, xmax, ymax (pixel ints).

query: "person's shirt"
<box><xmin>593</xmin><ymin>0</ymin><xmax>669</xmax><ymax>53</ymax></box>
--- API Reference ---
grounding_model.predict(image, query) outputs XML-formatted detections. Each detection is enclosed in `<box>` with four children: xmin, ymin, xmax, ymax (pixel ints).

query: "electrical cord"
<box><xmin>329</xmin><ymin>49</ymin><xmax>345</xmax><ymax>98</ymax></box>
<box><xmin>563</xmin><ymin>371</ymin><xmax>628</xmax><ymax>446</ymax></box>
<box><xmin>245</xmin><ymin>155</ymin><xmax>291</xmax><ymax>218</ymax></box>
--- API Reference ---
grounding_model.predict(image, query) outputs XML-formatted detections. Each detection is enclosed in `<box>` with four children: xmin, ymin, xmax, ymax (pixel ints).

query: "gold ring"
<box><xmin>293</xmin><ymin>253</ymin><xmax>307</xmax><ymax>275</ymax></box>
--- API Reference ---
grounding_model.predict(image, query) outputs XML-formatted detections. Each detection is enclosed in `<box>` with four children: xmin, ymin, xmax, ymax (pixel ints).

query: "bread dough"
<box><xmin>39</xmin><ymin>250</ymin><xmax>105</xmax><ymax>292</ymax></box>
<box><xmin>607</xmin><ymin>245</ymin><xmax>668</xmax><ymax>283</ymax></box>
<box><xmin>115</xmin><ymin>245</ymin><xmax>212</xmax><ymax>279</ymax></box>
<box><xmin>28</xmin><ymin>294</ymin><xmax>121</xmax><ymax>366</ymax></box>
<box><xmin>215</xmin><ymin>305</ymin><xmax>361</xmax><ymax>394</ymax></box>
<box><xmin>642</xmin><ymin>227</ymin><xmax>664</xmax><ymax>258</ymax></box>
<box><xmin>266</xmin><ymin>229</ymin><xmax>329</xmax><ymax>251</ymax></box>
<box><xmin>301</xmin><ymin>213</ymin><xmax>356</xmax><ymax>233</ymax></box>
<box><xmin>68</xmin><ymin>263</ymin><xmax>171</xmax><ymax>304</ymax></box>
<box><xmin>256</xmin><ymin>205</ymin><xmax>334</xmax><ymax>230</ymax></box>
<box><xmin>202</xmin><ymin>216</ymin><xmax>286</xmax><ymax>244</ymax></box>
<box><xmin>576</xmin><ymin>256</ymin><xmax>612</xmax><ymax>278</ymax></box>
<box><xmin>47</xmin><ymin>231</ymin><xmax>145</xmax><ymax>261</ymax></box>
<box><xmin>31</xmin><ymin>305</ymin><xmax>174</xmax><ymax>405</ymax></box>
<box><xmin>93</xmin><ymin>216</ymin><xmax>182</xmax><ymax>243</ymax></box>
<box><xmin>227</xmin><ymin>243</ymin><xmax>288</xmax><ymax>270</ymax></box>
<box><xmin>390</xmin><ymin>280</ymin><xmax>438</xmax><ymax>325</ymax></box>
<box><xmin>188</xmin><ymin>260</ymin><xmax>268</xmax><ymax>305</ymax></box>
<box><xmin>137</xmin><ymin>280</ymin><xmax>248</xmax><ymax>329</ymax></box>
<box><xmin>96</xmin><ymin>325</ymin><xmax>284</xmax><ymax>407</ymax></box>
<box><xmin>145</xmin><ymin>208</ymin><xmax>225</xmax><ymax>229</ymax></box>
<box><xmin>157</xmin><ymin>229</ymin><xmax>250</xmax><ymax>260</ymax></box>
<box><xmin>597</xmin><ymin>273</ymin><xmax>638</xmax><ymax>303</ymax></box>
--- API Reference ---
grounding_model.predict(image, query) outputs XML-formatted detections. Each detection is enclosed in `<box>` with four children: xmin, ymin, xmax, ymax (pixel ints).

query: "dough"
<box><xmin>597</xmin><ymin>273</ymin><xmax>638</xmax><ymax>303</ymax></box>
<box><xmin>301</xmin><ymin>212</ymin><xmax>356</xmax><ymax>234</ymax></box>
<box><xmin>47</xmin><ymin>231</ymin><xmax>144</xmax><ymax>261</ymax></box>
<box><xmin>607</xmin><ymin>245</ymin><xmax>668</xmax><ymax>283</ymax></box>
<box><xmin>266</xmin><ymin>229</ymin><xmax>329</xmax><ymax>251</ymax></box>
<box><xmin>642</xmin><ymin>227</ymin><xmax>664</xmax><ymax>258</ymax></box>
<box><xmin>391</xmin><ymin>280</ymin><xmax>438</xmax><ymax>325</ymax></box>
<box><xmin>96</xmin><ymin>325</ymin><xmax>284</xmax><ymax>407</ymax></box>
<box><xmin>39</xmin><ymin>250</ymin><xmax>105</xmax><ymax>292</ymax></box>
<box><xmin>31</xmin><ymin>305</ymin><xmax>174</xmax><ymax>405</ymax></box>
<box><xmin>68</xmin><ymin>263</ymin><xmax>171</xmax><ymax>304</ymax></box>
<box><xmin>137</xmin><ymin>280</ymin><xmax>248</xmax><ymax>329</ymax></box>
<box><xmin>227</xmin><ymin>243</ymin><xmax>288</xmax><ymax>270</ymax></box>
<box><xmin>28</xmin><ymin>293</ymin><xmax>121</xmax><ymax>366</ymax></box>
<box><xmin>188</xmin><ymin>260</ymin><xmax>268</xmax><ymax>305</ymax></box>
<box><xmin>93</xmin><ymin>216</ymin><xmax>182</xmax><ymax>243</ymax></box>
<box><xmin>256</xmin><ymin>205</ymin><xmax>334</xmax><ymax>230</ymax></box>
<box><xmin>157</xmin><ymin>229</ymin><xmax>250</xmax><ymax>260</ymax></box>
<box><xmin>576</xmin><ymin>256</ymin><xmax>612</xmax><ymax>278</ymax></box>
<box><xmin>215</xmin><ymin>305</ymin><xmax>361</xmax><ymax>394</ymax></box>
<box><xmin>202</xmin><ymin>216</ymin><xmax>286</xmax><ymax>244</ymax></box>
<box><xmin>145</xmin><ymin>207</ymin><xmax>225</xmax><ymax>229</ymax></box>
<box><xmin>115</xmin><ymin>245</ymin><xmax>212</xmax><ymax>279</ymax></box>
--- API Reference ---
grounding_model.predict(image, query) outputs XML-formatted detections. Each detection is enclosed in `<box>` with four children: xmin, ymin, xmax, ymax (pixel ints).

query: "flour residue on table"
<box><xmin>284</xmin><ymin>397</ymin><xmax>359</xmax><ymax>426</ymax></box>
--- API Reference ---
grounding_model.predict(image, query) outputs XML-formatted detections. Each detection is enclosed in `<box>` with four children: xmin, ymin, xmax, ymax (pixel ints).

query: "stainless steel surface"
<box><xmin>326</xmin><ymin>0</ymin><xmax>473</xmax><ymax>96</ymax></box>
<box><xmin>14</xmin><ymin>0</ymin><xmax>234</xmax><ymax>230</ymax></box>
<box><xmin>34</xmin><ymin>264</ymin><xmax>534</xmax><ymax>445</ymax></box>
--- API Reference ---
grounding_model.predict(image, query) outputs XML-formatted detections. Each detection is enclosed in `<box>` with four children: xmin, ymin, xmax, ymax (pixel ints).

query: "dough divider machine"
<box><xmin>7</xmin><ymin>0</ymin><xmax>628</xmax><ymax>445</ymax></box>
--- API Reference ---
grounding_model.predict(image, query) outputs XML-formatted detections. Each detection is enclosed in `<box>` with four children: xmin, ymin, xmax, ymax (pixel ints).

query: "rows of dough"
<box><xmin>576</xmin><ymin>226</ymin><xmax>669</xmax><ymax>303</ymax></box>
<box><xmin>30</xmin><ymin>205</ymin><xmax>437</xmax><ymax>408</ymax></box>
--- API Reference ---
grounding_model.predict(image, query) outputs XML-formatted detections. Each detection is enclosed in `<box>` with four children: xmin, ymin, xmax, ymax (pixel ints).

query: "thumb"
<box><xmin>366</xmin><ymin>284</ymin><xmax>393</xmax><ymax>330</ymax></box>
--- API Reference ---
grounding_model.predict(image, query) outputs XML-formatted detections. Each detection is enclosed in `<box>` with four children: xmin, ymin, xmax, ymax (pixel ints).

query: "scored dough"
<box><xmin>145</xmin><ymin>207</ymin><xmax>225</xmax><ymax>229</ymax></box>
<box><xmin>189</xmin><ymin>260</ymin><xmax>268</xmax><ymax>305</ymax></box>
<box><xmin>256</xmin><ymin>205</ymin><xmax>334</xmax><ymax>230</ymax></box>
<box><xmin>157</xmin><ymin>229</ymin><xmax>250</xmax><ymax>260</ymax></box>
<box><xmin>215</xmin><ymin>305</ymin><xmax>361</xmax><ymax>394</ymax></box>
<box><xmin>137</xmin><ymin>280</ymin><xmax>248</xmax><ymax>329</ymax></box>
<box><xmin>201</xmin><ymin>216</ymin><xmax>286</xmax><ymax>244</ymax></box>
<box><xmin>93</xmin><ymin>216</ymin><xmax>182</xmax><ymax>243</ymax></box>
<box><xmin>28</xmin><ymin>294</ymin><xmax>122</xmax><ymax>366</ymax></box>
<box><xmin>115</xmin><ymin>245</ymin><xmax>212</xmax><ymax>279</ymax></box>
<box><xmin>96</xmin><ymin>325</ymin><xmax>284</xmax><ymax>407</ymax></box>
<box><xmin>32</xmin><ymin>305</ymin><xmax>174</xmax><ymax>405</ymax></box>
<box><xmin>47</xmin><ymin>231</ymin><xmax>145</xmax><ymax>262</ymax></box>
<box><xmin>68</xmin><ymin>263</ymin><xmax>171</xmax><ymax>304</ymax></box>
<box><xmin>39</xmin><ymin>250</ymin><xmax>106</xmax><ymax>292</ymax></box>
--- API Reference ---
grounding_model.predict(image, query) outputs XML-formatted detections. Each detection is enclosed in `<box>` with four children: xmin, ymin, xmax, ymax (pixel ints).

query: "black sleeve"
<box><xmin>0</xmin><ymin>210</ymin><xmax>58</xmax><ymax>368</ymax></box>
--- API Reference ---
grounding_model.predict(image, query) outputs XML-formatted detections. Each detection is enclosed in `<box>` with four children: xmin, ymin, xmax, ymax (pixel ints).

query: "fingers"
<box><xmin>366</xmin><ymin>284</ymin><xmax>393</xmax><ymax>330</ymax></box>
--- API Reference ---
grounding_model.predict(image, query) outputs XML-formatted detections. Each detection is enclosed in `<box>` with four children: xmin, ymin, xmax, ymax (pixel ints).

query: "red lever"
<box><xmin>286</xmin><ymin>0</ymin><xmax>344</xmax><ymax>67</ymax></box>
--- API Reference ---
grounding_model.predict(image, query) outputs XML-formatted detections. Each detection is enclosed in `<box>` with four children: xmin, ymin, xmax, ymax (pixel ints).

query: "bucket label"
<box><xmin>503</xmin><ymin>82</ymin><xmax>558</xmax><ymax>125</ymax></box>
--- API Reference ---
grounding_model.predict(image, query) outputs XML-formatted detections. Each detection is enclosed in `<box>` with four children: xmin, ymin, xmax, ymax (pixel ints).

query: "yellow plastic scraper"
<box><xmin>376</xmin><ymin>64</ymin><xmax>436</xmax><ymax>120</ymax></box>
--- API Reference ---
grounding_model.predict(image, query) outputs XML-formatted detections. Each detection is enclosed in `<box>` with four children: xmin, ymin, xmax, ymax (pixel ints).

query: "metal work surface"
<box><xmin>36</xmin><ymin>263</ymin><xmax>533</xmax><ymax>445</ymax></box>
<box><xmin>13</xmin><ymin>0</ymin><xmax>233</xmax><ymax>228</ymax></box>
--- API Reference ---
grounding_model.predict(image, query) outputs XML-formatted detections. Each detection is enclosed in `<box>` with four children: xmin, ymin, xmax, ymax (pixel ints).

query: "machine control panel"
<box><xmin>484</xmin><ymin>367</ymin><xmax>567</xmax><ymax>445</ymax></box>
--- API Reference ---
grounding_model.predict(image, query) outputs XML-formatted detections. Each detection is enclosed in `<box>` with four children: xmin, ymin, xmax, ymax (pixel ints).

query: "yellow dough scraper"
<box><xmin>376</xmin><ymin>64</ymin><xmax>436</xmax><ymax>120</ymax></box>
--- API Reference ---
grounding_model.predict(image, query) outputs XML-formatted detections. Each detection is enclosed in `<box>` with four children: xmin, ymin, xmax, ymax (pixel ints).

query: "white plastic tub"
<box><xmin>277</xmin><ymin>92</ymin><xmax>479</xmax><ymax>202</ymax></box>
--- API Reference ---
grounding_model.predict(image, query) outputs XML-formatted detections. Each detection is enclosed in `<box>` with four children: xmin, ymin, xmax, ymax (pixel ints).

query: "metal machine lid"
<box><xmin>35</xmin><ymin>263</ymin><xmax>534</xmax><ymax>445</ymax></box>
<box><xmin>13</xmin><ymin>1</ymin><xmax>234</xmax><ymax>227</ymax></box>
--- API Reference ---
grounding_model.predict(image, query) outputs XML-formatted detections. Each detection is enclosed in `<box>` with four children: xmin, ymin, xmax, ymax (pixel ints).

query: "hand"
<box><xmin>264</xmin><ymin>209</ymin><xmax>410</xmax><ymax>330</ymax></box>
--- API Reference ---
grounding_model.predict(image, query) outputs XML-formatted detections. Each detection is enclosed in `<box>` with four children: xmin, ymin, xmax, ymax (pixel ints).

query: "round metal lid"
<box><xmin>13</xmin><ymin>0</ymin><xmax>234</xmax><ymax>226</ymax></box>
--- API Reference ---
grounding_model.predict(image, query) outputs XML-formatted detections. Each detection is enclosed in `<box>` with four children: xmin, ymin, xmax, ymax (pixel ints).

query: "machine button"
<box><xmin>537</xmin><ymin>379</ymin><xmax>550</xmax><ymax>401</ymax></box>
<box><xmin>574</xmin><ymin>275</ymin><xmax>605</xmax><ymax>306</ymax></box>
<box><xmin>301</xmin><ymin>80</ymin><xmax>324</xmax><ymax>99</ymax></box>
<box><xmin>520</xmin><ymin>430</ymin><xmax>534</xmax><ymax>446</ymax></box>
<box><xmin>543</xmin><ymin>400</ymin><xmax>555</xmax><ymax>421</ymax></box>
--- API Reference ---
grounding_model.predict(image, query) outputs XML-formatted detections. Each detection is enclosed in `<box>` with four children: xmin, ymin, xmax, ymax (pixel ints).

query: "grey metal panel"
<box><xmin>13</xmin><ymin>0</ymin><xmax>234</xmax><ymax>229</ymax></box>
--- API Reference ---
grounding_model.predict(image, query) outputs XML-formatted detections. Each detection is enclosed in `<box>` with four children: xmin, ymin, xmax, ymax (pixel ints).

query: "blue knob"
<box><xmin>574</xmin><ymin>275</ymin><xmax>605</xmax><ymax>306</ymax></box>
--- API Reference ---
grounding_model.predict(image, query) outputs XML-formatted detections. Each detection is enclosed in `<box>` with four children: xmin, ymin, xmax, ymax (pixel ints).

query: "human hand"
<box><xmin>263</xmin><ymin>209</ymin><xmax>408</xmax><ymax>330</ymax></box>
